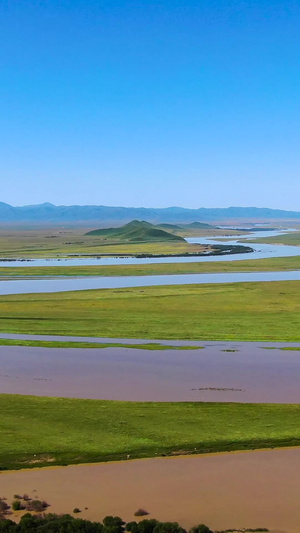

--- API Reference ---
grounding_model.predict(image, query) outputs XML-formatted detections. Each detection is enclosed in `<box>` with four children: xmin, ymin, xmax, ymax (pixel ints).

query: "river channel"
<box><xmin>0</xmin><ymin>229</ymin><xmax>298</xmax><ymax>267</ymax></box>
<box><xmin>0</xmin><ymin>449</ymin><xmax>299</xmax><ymax>533</ymax></box>
<box><xmin>1</xmin><ymin>230</ymin><xmax>300</xmax><ymax>532</ymax></box>
<box><xmin>0</xmin><ymin>229</ymin><xmax>299</xmax><ymax>295</ymax></box>
<box><xmin>1</xmin><ymin>341</ymin><xmax>300</xmax><ymax>403</ymax></box>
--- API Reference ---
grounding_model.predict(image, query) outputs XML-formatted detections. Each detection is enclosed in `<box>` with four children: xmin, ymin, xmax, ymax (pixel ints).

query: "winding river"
<box><xmin>1</xmin><ymin>230</ymin><xmax>300</xmax><ymax>532</ymax></box>
<box><xmin>0</xmin><ymin>229</ymin><xmax>300</xmax><ymax>295</ymax></box>
<box><xmin>0</xmin><ymin>229</ymin><xmax>298</xmax><ymax>267</ymax></box>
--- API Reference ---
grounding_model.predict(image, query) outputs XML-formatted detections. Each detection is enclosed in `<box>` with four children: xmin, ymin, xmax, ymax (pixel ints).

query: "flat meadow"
<box><xmin>1</xmin><ymin>280</ymin><xmax>300</xmax><ymax>341</ymax></box>
<box><xmin>1</xmin><ymin>394</ymin><xmax>300</xmax><ymax>469</ymax></box>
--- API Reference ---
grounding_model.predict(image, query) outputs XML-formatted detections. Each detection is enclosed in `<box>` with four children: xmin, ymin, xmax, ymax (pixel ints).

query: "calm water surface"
<box><xmin>1</xmin><ymin>270</ymin><xmax>300</xmax><ymax>295</ymax></box>
<box><xmin>1</xmin><ymin>229</ymin><xmax>299</xmax><ymax>294</ymax></box>
<box><xmin>0</xmin><ymin>449</ymin><xmax>299</xmax><ymax>532</ymax></box>
<box><xmin>1</xmin><ymin>341</ymin><xmax>300</xmax><ymax>402</ymax></box>
<box><xmin>0</xmin><ymin>229</ymin><xmax>299</xmax><ymax>267</ymax></box>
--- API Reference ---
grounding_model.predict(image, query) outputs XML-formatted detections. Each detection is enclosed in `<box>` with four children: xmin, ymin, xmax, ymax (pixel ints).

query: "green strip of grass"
<box><xmin>262</xmin><ymin>346</ymin><xmax>300</xmax><ymax>352</ymax></box>
<box><xmin>1</xmin><ymin>281</ymin><xmax>300</xmax><ymax>341</ymax></box>
<box><xmin>1</xmin><ymin>394</ymin><xmax>300</xmax><ymax>470</ymax></box>
<box><xmin>0</xmin><ymin>339</ymin><xmax>200</xmax><ymax>350</ymax></box>
<box><xmin>246</xmin><ymin>232</ymin><xmax>300</xmax><ymax>246</ymax></box>
<box><xmin>2</xmin><ymin>255</ymin><xmax>300</xmax><ymax>277</ymax></box>
<box><xmin>0</xmin><ymin>240</ymin><xmax>207</xmax><ymax>258</ymax></box>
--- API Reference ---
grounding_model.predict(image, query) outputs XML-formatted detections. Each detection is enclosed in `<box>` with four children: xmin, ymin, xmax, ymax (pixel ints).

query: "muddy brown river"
<box><xmin>0</xmin><ymin>448</ymin><xmax>299</xmax><ymax>533</ymax></box>
<box><xmin>2</xmin><ymin>338</ymin><xmax>300</xmax><ymax>532</ymax></box>
<box><xmin>1</xmin><ymin>341</ymin><xmax>300</xmax><ymax>402</ymax></box>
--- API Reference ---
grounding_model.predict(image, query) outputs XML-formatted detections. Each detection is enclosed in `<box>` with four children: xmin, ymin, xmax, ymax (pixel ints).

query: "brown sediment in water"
<box><xmin>1</xmin><ymin>342</ymin><xmax>300</xmax><ymax>402</ymax></box>
<box><xmin>0</xmin><ymin>448</ymin><xmax>299</xmax><ymax>533</ymax></box>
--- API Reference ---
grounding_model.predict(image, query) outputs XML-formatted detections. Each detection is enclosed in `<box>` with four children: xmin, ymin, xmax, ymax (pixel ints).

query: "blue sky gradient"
<box><xmin>1</xmin><ymin>0</ymin><xmax>300</xmax><ymax>208</ymax></box>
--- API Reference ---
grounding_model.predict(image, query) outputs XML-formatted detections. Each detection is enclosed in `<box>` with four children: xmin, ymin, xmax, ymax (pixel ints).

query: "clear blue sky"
<box><xmin>1</xmin><ymin>0</ymin><xmax>300</xmax><ymax>209</ymax></box>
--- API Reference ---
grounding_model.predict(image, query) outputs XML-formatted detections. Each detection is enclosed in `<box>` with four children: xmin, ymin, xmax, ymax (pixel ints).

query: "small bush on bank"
<box><xmin>0</xmin><ymin>499</ymin><xmax>10</xmax><ymax>516</ymax></box>
<box><xmin>189</xmin><ymin>526</ymin><xmax>213</xmax><ymax>533</ymax></box>
<box><xmin>25</xmin><ymin>499</ymin><xmax>49</xmax><ymax>512</ymax></box>
<box><xmin>11</xmin><ymin>501</ymin><xmax>24</xmax><ymax>511</ymax></box>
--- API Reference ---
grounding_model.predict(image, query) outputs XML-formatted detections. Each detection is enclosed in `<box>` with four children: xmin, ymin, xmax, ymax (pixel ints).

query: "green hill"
<box><xmin>156</xmin><ymin>223</ymin><xmax>182</xmax><ymax>230</ymax></box>
<box><xmin>181</xmin><ymin>221</ymin><xmax>217</xmax><ymax>229</ymax></box>
<box><xmin>85</xmin><ymin>220</ymin><xmax>185</xmax><ymax>242</ymax></box>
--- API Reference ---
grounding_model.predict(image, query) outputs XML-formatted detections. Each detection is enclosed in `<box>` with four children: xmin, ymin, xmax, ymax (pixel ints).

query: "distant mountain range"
<box><xmin>1</xmin><ymin>202</ymin><xmax>300</xmax><ymax>226</ymax></box>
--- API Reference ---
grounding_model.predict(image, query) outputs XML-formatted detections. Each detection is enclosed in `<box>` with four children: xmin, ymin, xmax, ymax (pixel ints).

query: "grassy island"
<box><xmin>0</xmin><ymin>394</ymin><xmax>300</xmax><ymax>470</ymax></box>
<box><xmin>1</xmin><ymin>280</ymin><xmax>300</xmax><ymax>341</ymax></box>
<box><xmin>1</xmin><ymin>254</ymin><xmax>300</xmax><ymax>278</ymax></box>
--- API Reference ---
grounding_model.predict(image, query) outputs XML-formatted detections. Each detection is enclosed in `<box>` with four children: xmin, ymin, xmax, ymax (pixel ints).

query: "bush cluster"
<box><xmin>0</xmin><ymin>514</ymin><xmax>215</xmax><ymax>533</ymax></box>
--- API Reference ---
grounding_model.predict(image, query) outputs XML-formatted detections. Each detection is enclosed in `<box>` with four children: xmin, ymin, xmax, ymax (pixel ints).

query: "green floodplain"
<box><xmin>0</xmin><ymin>223</ymin><xmax>244</xmax><ymax>258</ymax></box>
<box><xmin>0</xmin><ymin>338</ymin><xmax>200</xmax><ymax>350</ymax></box>
<box><xmin>247</xmin><ymin>231</ymin><xmax>300</xmax><ymax>246</ymax></box>
<box><xmin>0</xmin><ymin>225</ymin><xmax>211</xmax><ymax>259</ymax></box>
<box><xmin>2</xmin><ymin>254</ymin><xmax>300</xmax><ymax>278</ymax></box>
<box><xmin>2</xmin><ymin>227</ymin><xmax>300</xmax><ymax>476</ymax></box>
<box><xmin>1</xmin><ymin>394</ymin><xmax>300</xmax><ymax>470</ymax></box>
<box><xmin>1</xmin><ymin>280</ymin><xmax>300</xmax><ymax>341</ymax></box>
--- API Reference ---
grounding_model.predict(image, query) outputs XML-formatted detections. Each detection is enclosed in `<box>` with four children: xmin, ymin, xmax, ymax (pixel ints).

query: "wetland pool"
<box><xmin>1</xmin><ymin>341</ymin><xmax>300</xmax><ymax>402</ymax></box>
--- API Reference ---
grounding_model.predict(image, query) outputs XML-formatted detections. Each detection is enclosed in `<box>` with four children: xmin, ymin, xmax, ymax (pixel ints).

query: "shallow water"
<box><xmin>1</xmin><ymin>228</ymin><xmax>300</xmax><ymax>295</ymax></box>
<box><xmin>1</xmin><ymin>341</ymin><xmax>300</xmax><ymax>402</ymax></box>
<box><xmin>0</xmin><ymin>229</ymin><xmax>299</xmax><ymax>267</ymax></box>
<box><xmin>0</xmin><ymin>448</ymin><xmax>299</xmax><ymax>532</ymax></box>
<box><xmin>2</xmin><ymin>270</ymin><xmax>300</xmax><ymax>295</ymax></box>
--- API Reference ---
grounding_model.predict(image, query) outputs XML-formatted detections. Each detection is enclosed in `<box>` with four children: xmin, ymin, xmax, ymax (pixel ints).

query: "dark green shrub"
<box><xmin>19</xmin><ymin>512</ymin><xmax>103</xmax><ymax>531</ymax></box>
<box><xmin>11</xmin><ymin>501</ymin><xmax>23</xmax><ymax>511</ymax></box>
<box><xmin>189</xmin><ymin>526</ymin><xmax>213</xmax><ymax>533</ymax></box>
<box><xmin>0</xmin><ymin>520</ymin><xmax>16</xmax><ymax>532</ymax></box>
<box><xmin>103</xmin><ymin>516</ymin><xmax>125</xmax><ymax>533</ymax></box>
<box><xmin>136</xmin><ymin>520</ymin><xmax>158</xmax><ymax>533</ymax></box>
<box><xmin>126</xmin><ymin>522</ymin><xmax>138</xmax><ymax>533</ymax></box>
<box><xmin>153</xmin><ymin>522</ymin><xmax>186</xmax><ymax>533</ymax></box>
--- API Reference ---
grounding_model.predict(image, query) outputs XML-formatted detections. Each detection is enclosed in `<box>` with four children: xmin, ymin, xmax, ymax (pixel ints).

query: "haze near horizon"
<box><xmin>1</xmin><ymin>0</ymin><xmax>300</xmax><ymax>210</ymax></box>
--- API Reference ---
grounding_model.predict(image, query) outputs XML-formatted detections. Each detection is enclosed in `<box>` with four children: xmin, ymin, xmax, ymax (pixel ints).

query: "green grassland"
<box><xmin>0</xmin><ymin>234</ymin><xmax>207</xmax><ymax>258</ymax></box>
<box><xmin>246</xmin><ymin>231</ymin><xmax>300</xmax><ymax>246</ymax></box>
<box><xmin>2</xmin><ymin>254</ymin><xmax>300</xmax><ymax>278</ymax></box>
<box><xmin>1</xmin><ymin>394</ymin><xmax>300</xmax><ymax>469</ymax></box>
<box><xmin>0</xmin><ymin>226</ymin><xmax>244</xmax><ymax>258</ymax></box>
<box><xmin>0</xmin><ymin>338</ymin><xmax>200</xmax><ymax>350</ymax></box>
<box><xmin>1</xmin><ymin>281</ymin><xmax>300</xmax><ymax>341</ymax></box>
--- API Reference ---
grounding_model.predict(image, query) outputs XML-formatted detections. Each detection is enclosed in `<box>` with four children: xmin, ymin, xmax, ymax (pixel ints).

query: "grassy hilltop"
<box><xmin>85</xmin><ymin>220</ymin><xmax>185</xmax><ymax>242</ymax></box>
